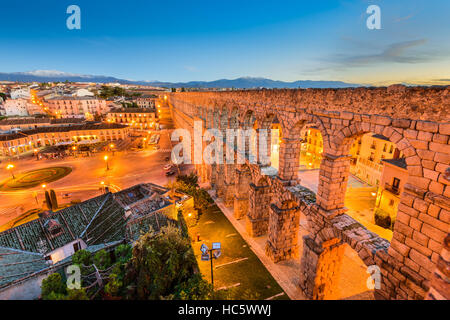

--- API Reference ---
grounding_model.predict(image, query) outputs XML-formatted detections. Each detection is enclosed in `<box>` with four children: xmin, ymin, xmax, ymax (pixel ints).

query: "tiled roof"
<box><xmin>372</xmin><ymin>134</ymin><xmax>390</xmax><ymax>141</ymax></box>
<box><xmin>382</xmin><ymin>158</ymin><xmax>407</xmax><ymax>169</ymax></box>
<box><xmin>0</xmin><ymin>247</ymin><xmax>48</xmax><ymax>287</ymax></box>
<box><xmin>126</xmin><ymin>212</ymin><xmax>176</xmax><ymax>241</ymax></box>
<box><xmin>0</xmin><ymin>183</ymin><xmax>186</xmax><ymax>290</ymax></box>
<box><xmin>0</xmin><ymin>195</ymin><xmax>106</xmax><ymax>254</ymax></box>
<box><xmin>82</xmin><ymin>196</ymin><xmax>127</xmax><ymax>245</ymax></box>
<box><xmin>108</xmin><ymin>108</ymin><xmax>155</xmax><ymax>114</ymax></box>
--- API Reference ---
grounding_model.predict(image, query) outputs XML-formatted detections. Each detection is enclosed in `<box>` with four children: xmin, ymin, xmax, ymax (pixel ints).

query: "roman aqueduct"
<box><xmin>161</xmin><ymin>85</ymin><xmax>449</xmax><ymax>300</ymax></box>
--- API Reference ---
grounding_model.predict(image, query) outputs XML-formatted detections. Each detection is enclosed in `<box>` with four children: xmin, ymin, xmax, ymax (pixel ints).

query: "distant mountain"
<box><xmin>0</xmin><ymin>70</ymin><xmax>362</xmax><ymax>89</ymax></box>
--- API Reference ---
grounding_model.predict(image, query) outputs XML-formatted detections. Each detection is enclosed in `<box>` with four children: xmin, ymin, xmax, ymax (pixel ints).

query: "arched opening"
<box><xmin>310</xmin><ymin>240</ymin><xmax>375</xmax><ymax>300</ymax></box>
<box><xmin>344</xmin><ymin>132</ymin><xmax>406</xmax><ymax>241</ymax></box>
<box><xmin>259</xmin><ymin>113</ymin><xmax>281</xmax><ymax>175</ymax></box>
<box><xmin>241</xmin><ymin>110</ymin><xmax>257</xmax><ymax>162</ymax></box>
<box><xmin>299</xmin><ymin>125</ymin><xmax>323</xmax><ymax>170</ymax></box>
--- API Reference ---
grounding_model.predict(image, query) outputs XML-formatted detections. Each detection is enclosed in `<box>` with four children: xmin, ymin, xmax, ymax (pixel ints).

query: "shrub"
<box><xmin>374</xmin><ymin>208</ymin><xmax>392</xmax><ymax>229</ymax></box>
<box><xmin>41</xmin><ymin>273</ymin><xmax>67</xmax><ymax>300</ymax></box>
<box><xmin>114</xmin><ymin>244</ymin><xmax>132</xmax><ymax>264</ymax></box>
<box><xmin>93</xmin><ymin>250</ymin><xmax>112</xmax><ymax>270</ymax></box>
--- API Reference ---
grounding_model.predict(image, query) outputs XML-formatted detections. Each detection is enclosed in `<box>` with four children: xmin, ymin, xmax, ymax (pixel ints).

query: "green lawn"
<box><xmin>188</xmin><ymin>204</ymin><xmax>289</xmax><ymax>300</ymax></box>
<box><xmin>0</xmin><ymin>166</ymin><xmax>72</xmax><ymax>191</ymax></box>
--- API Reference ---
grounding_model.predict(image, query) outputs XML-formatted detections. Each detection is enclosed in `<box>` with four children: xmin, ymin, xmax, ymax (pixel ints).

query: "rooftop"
<box><xmin>372</xmin><ymin>134</ymin><xmax>390</xmax><ymax>142</ymax></box>
<box><xmin>0</xmin><ymin>183</ymin><xmax>186</xmax><ymax>290</ymax></box>
<box><xmin>108</xmin><ymin>108</ymin><xmax>155</xmax><ymax>114</ymax></box>
<box><xmin>382</xmin><ymin>158</ymin><xmax>407</xmax><ymax>169</ymax></box>
<box><xmin>0</xmin><ymin>118</ymin><xmax>83</xmax><ymax>126</ymax></box>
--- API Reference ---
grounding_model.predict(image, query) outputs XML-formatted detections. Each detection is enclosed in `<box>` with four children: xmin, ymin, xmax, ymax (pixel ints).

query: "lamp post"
<box><xmin>6</xmin><ymin>164</ymin><xmax>15</xmax><ymax>180</ymax></box>
<box><xmin>104</xmin><ymin>155</ymin><xmax>110</xmax><ymax>171</ymax></box>
<box><xmin>109</xmin><ymin>143</ymin><xmax>115</xmax><ymax>156</ymax></box>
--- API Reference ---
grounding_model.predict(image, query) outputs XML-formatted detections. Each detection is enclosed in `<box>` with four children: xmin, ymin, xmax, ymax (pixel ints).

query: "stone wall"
<box><xmin>163</xmin><ymin>86</ymin><xmax>450</xmax><ymax>300</ymax></box>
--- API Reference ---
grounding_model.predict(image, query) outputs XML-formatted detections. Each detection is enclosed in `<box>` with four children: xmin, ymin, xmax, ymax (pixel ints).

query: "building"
<box><xmin>299</xmin><ymin>126</ymin><xmax>323</xmax><ymax>169</ymax></box>
<box><xmin>0</xmin><ymin>123</ymin><xmax>129</xmax><ymax>157</ymax></box>
<box><xmin>0</xmin><ymin>118</ymin><xmax>84</xmax><ymax>132</ymax></box>
<box><xmin>107</xmin><ymin>108</ymin><xmax>157</xmax><ymax>130</ymax></box>
<box><xmin>349</xmin><ymin>133</ymin><xmax>402</xmax><ymax>186</ymax></box>
<box><xmin>374</xmin><ymin>158</ymin><xmax>408</xmax><ymax>229</ymax></box>
<box><xmin>45</xmin><ymin>97</ymin><xmax>109</xmax><ymax>120</ymax></box>
<box><xmin>72</xmin><ymin>88</ymin><xmax>95</xmax><ymax>97</ymax></box>
<box><xmin>3</xmin><ymin>99</ymin><xmax>33</xmax><ymax>117</ymax></box>
<box><xmin>0</xmin><ymin>183</ymin><xmax>194</xmax><ymax>299</ymax></box>
<box><xmin>135</xmin><ymin>95</ymin><xmax>156</xmax><ymax>108</ymax></box>
<box><xmin>10</xmin><ymin>88</ymin><xmax>30</xmax><ymax>100</ymax></box>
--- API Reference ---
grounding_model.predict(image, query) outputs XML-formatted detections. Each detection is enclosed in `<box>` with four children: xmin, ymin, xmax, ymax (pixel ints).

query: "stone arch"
<box><xmin>206</xmin><ymin>108</ymin><xmax>214</xmax><ymax>129</ymax></box>
<box><xmin>241</xmin><ymin>109</ymin><xmax>257</xmax><ymax>129</ymax></box>
<box><xmin>328</xmin><ymin>121</ymin><xmax>420</xmax><ymax>236</ymax></box>
<box><xmin>219</xmin><ymin>106</ymin><xmax>229</xmax><ymax>131</ymax></box>
<box><xmin>229</xmin><ymin>107</ymin><xmax>239</xmax><ymax>129</ymax></box>
<box><xmin>212</xmin><ymin>107</ymin><xmax>220</xmax><ymax>130</ymax></box>
<box><xmin>300</xmin><ymin>217</ymin><xmax>384</xmax><ymax>300</ymax></box>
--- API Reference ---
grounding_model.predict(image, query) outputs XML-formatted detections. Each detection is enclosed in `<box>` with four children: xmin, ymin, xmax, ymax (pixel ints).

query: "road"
<box><xmin>0</xmin><ymin>130</ymin><xmax>193</xmax><ymax>226</ymax></box>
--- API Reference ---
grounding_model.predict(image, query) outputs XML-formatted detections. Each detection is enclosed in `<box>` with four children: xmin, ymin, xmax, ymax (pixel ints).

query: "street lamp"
<box><xmin>104</xmin><ymin>155</ymin><xmax>110</xmax><ymax>171</ymax></box>
<box><xmin>6</xmin><ymin>164</ymin><xmax>15</xmax><ymax>180</ymax></box>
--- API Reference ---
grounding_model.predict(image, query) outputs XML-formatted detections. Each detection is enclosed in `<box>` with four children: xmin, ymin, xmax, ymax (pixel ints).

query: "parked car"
<box><xmin>165</xmin><ymin>170</ymin><xmax>175</xmax><ymax>176</ymax></box>
<box><xmin>163</xmin><ymin>164</ymin><xmax>173</xmax><ymax>171</ymax></box>
<box><xmin>153</xmin><ymin>145</ymin><xmax>160</xmax><ymax>150</ymax></box>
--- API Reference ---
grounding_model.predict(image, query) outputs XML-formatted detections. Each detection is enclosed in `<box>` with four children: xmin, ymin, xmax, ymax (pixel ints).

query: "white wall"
<box><xmin>48</xmin><ymin>239</ymin><xmax>87</xmax><ymax>264</ymax></box>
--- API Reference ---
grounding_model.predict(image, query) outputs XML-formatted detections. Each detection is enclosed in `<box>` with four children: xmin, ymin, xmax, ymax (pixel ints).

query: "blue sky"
<box><xmin>0</xmin><ymin>0</ymin><xmax>449</xmax><ymax>85</ymax></box>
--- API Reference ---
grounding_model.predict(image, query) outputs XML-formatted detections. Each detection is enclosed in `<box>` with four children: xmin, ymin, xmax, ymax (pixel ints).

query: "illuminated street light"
<box><xmin>41</xmin><ymin>184</ymin><xmax>47</xmax><ymax>189</ymax></box>
<box><xmin>104</xmin><ymin>155</ymin><xmax>110</xmax><ymax>170</ymax></box>
<box><xmin>6</xmin><ymin>164</ymin><xmax>15</xmax><ymax>180</ymax></box>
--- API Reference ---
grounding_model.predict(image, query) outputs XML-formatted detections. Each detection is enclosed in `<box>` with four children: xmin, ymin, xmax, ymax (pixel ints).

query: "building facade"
<box><xmin>107</xmin><ymin>108</ymin><xmax>157</xmax><ymax>129</ymax></box>
<box><xmin>350</xmin><ymin>133</ymin><xmax>402</xmax><ymax>186</ymax></box>
<box><xmin>45</xmin><ymin>97</ymin><xmax>109</xmax><ymax>119</ymax></box>
<box><xmin>374</xmin><ymin>158</ymin><xmax>409</xmax><ymax>229</ymax></box>
<box><xmin>0</xmin><ymin>123</ymin><xmax>129</xmax><ymax>156</ymax></box>
<box><xmin>3</xmin><ymin>99</ymin><xmax>33</xmax><ymax>117</ymax></box>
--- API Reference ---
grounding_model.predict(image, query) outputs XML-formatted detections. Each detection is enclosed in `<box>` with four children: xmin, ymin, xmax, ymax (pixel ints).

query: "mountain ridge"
<box><xmin>0</xmin><ymin>70</ymin><xmax>363</xmax><ymax>89</ymax></box>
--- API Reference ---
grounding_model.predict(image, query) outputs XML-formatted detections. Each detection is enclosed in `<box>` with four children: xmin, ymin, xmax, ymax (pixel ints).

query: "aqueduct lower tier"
<box><xmin>163</xmin><ymin>86</ymin><xmax>450</xmax><ymax>300</ymax></box>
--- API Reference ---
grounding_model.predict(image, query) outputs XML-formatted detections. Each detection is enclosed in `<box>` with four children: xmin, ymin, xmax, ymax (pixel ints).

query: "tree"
<box><xmin>93</xmin><ymin>249</ymin><xmax>112</xmax><ymax>270</ymax></box>
<box><xmin>41</xmin><ymin>273</ymin><xmax>67</xmax><ymax>300</ymax></box>
<box><xmin>44</xmin><ymin>190</ymin><xmax>52</xmax><ymax>211</ymax></box>
<box><xmin>122</xmin><ymin>225</ymin><xmax>198</xmax><ymax>299</ymax></box>
<box><xmin>50</xmin><ymin>189</ymin><xmax>58</xmax><ymax>210</ymax></box>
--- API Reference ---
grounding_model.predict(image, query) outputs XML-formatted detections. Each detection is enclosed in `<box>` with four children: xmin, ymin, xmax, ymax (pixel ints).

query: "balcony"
<box><xmin>385</xmin><ymin>183</ymin><xmax>400</xmax><ymax>195</ymax></box>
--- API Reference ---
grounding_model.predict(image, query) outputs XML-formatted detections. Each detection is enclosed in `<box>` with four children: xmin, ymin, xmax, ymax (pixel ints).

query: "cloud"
<box><xmin>302</xmin><ymin>39</ymin><xmax>436</xmax><ymax>75</ymax></box>
<box><xmin>340</xmin><ymin>39</ymin><xmax>428</xmax><ymax>65</ymax></box>
<box><xmin>184</xmin><ymin>65</ymin><xmax>198</xmax><ymax>72</ymax></box>
<box><xmin>394</xmin><ymin>14</ymin><xmax>415</xmax><ymax>23</ymax></box>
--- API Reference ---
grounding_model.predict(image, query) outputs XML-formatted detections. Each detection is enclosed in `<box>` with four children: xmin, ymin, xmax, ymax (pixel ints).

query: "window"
<box><xmin>389</xmin><ymin>199</ymin><xmax>395</xmax><ymax>207</ymax></box>
<box><xmin>393</xmin><ymin>177</ymin><xmax>400</xmax><ymax>189</ymax></box>
<box><xmin>73</xmin><ymin>242</ymin><xmax>81</xmax><ymax>252</ymax></box>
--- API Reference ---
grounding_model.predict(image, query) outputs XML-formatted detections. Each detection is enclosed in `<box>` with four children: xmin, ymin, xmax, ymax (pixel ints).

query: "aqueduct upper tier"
<box><xmin>163</xmin><ymin>85</ymin><xmax>449</xmax><ymax>300</ymax></box>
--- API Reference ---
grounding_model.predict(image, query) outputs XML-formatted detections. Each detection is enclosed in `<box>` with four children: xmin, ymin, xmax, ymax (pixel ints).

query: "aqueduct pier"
<box><xmin>162</xmin><ymin>85</ymin><xmax>449</xmax><ymax>300</ymax></box>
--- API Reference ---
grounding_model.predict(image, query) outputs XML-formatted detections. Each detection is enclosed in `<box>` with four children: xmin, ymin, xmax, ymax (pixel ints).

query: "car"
<box><xmin>165</xmin><ymin>170</ymin><xmax>175</xmax><ymax>176</ymax></box>
<box><xmin>163</xmin><ymin>164</ymin><xmax>173</xmax><ymax>171</ymax></box>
